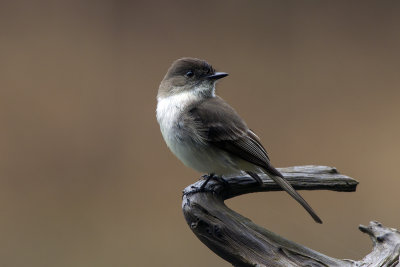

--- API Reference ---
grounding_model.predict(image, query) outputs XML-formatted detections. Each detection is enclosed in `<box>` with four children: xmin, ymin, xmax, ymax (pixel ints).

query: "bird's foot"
<box><xmin>200</xmin><ymin>174</ymin><xmax>229</xmax><ymax>189</ymax></box>
<box><xmin>183</xmin><ymin>174</ymin><xmax>229</xmax><ymax>197</ymax></box>
<box><xmin>201</xmin><ymin>174</ymin><xmax>209</xmax><ymax>179</ymax></box>
<box><xmin>214</xmin><ymin>176</ymin><xmax>229</xmax><ymax>187</ymax></box>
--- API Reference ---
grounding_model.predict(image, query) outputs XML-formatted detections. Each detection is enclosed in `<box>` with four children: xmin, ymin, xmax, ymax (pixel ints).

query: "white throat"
<box><xmin>157</xmin><ymin>90</ymin><xmax>200</xmax><ymax>147</ymax></box>
<box><xmin>156</xmin><ymin>87</ymin><xmax>243</xmax><ymax>175</ymax></box>
<box><xmin>156</xmin><ymin>83</ymin><xmax>215</xmax><ymax>129</ymax></box>
<box><xmin>157</xmin><ymin>90</ymin><xmax>198</xmax><ymax>127</ymax></box>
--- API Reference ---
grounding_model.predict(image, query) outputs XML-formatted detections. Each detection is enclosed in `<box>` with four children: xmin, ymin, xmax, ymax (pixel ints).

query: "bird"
<box><xmin>156</xmin><ymin>57</ymin><xmax>322</xmax><ymax>224</ymax></box>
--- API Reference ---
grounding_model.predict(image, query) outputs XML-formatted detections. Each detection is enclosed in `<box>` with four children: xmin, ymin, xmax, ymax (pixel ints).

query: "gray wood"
<box><xmin>182</xmin><ymin>165</ymin><xmax>400</xmax><ymax>267</ymax></box>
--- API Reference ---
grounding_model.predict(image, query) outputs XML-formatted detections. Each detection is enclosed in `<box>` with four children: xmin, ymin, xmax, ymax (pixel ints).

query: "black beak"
<box><xmin>207</xmin><ymin>72</ymin><xmax>228</xmax><ymax>80</ymax></box>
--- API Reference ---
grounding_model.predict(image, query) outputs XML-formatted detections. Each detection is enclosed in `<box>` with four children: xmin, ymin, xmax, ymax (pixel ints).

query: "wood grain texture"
<box><xmin>182</xmin><ymin>165</ymin><xmax>400</xmax><ymax>267</ymax></box>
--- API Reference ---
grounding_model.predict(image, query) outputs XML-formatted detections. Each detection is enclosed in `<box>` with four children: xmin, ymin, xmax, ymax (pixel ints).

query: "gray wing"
<box><xmin>188</xmin><ymin>96</ymin><xmax>322</xmax><ymax>224</ymax></box>
<box><xmin>188</xmin><ymin>96</ymin><xmax>282</xmax><ymax>177</ymax></box>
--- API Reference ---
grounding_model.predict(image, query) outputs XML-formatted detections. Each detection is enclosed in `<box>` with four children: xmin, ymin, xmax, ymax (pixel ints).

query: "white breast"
<box><xmin>156</xmin><ymin>91</ymin><xmax>201</xmax><ymax>163</ymax></box>
<box><xmin>157</xmin><ymin>92</ymin><xmax>245</xmax><ymax>175</ymax></box>
<box><xmin>157</xmin><ymin>91</ymin><xmax>197</xmax><ymax>142</ymax></box>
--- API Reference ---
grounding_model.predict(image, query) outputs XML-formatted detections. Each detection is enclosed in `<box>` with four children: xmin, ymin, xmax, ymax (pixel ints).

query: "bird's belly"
<box><xmin>157</xmin><ymin>95</ymin><xmax>249</xmax><ymax>175</ymax></box>
<box><xmin>164</xmin><ymin>134</ymin><xmax>240</xmax><ymax>175</ymax></box>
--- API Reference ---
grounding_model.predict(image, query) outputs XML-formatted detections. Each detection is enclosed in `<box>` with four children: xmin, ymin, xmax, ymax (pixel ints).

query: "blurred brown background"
<box><xmin>1</xmin><ymin>1</ymin><xmax>400</xmax><ymax>266</ymax></box>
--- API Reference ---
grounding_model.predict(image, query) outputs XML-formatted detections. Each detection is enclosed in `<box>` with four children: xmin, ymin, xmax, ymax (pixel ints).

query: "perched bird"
<box><xmin>156</xmin><ymin>57</ymin><xmax>322</xmax><ymax>223</ymax></box>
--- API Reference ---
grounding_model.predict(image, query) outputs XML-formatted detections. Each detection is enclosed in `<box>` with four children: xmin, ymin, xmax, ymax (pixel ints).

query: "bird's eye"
<box><xmin>185</xmin><ymin>71</ymin><xmax>194</xmax><ymax>78</ymax></box>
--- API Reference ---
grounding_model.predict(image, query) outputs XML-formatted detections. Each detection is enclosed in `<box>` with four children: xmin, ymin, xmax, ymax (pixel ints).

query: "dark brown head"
<box><xmin>158</xmin><ymin>58</ymin><xmax>228</xmax><ymax>99</ymax></box>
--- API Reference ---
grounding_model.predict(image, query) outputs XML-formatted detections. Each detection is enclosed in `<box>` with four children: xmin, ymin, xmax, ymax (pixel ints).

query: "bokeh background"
<box><xmin>1</xmin><ymin>1</ymin><xmax>400</xmax><ymax>266</ymax></box>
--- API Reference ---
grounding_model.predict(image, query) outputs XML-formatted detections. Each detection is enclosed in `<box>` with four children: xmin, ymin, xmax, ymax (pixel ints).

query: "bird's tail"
<box><xmin>264</xmin><ymin>169</ymin><xmax>322</xmax><ymax>224</ymax></box>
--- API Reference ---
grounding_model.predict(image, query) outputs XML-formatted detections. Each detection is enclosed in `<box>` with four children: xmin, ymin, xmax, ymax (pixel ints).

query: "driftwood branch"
<box><xmin>182</xmin><ymin>165</ymin><xmax>400</xmax><ymax>267</ymax></box>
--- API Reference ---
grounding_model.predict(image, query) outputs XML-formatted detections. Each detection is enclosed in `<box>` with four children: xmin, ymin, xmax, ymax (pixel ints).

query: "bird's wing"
<box><xmin>188</xmin><ymin>96</ymin><xmax>282</xmax><ymax>177</ymax></box>
<box><xmin>188</xmin><ymin>96</ymin><xmax>322</xmax><ymax>224</ymax></box>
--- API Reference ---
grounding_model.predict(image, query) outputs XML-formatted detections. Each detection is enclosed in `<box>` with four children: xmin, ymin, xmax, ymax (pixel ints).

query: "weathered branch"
<box><xmin>182</xmin><ymin>165</ymin><xmax>400</xmax><ymax>267</ymax></box>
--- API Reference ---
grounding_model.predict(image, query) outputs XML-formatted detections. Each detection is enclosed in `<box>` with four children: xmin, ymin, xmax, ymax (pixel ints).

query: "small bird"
<box><xmin>156</xmin><ymin>58</ymin><xmax>322</xmax><ymax>224</ymax></box>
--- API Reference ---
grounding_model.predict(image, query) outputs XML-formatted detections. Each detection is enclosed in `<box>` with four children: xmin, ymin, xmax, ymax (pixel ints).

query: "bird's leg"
<box><xmin>200</xmin><ymin>174</ymin><xmax>229</xmax><ymax>189</ymax></box>
<box><xmin>200</xmin><ymin>173</ymin><xmax>214</xmax><ymax>190</ymax></box>
<box><xmin>184</xmin><ymin>174</ymin><xmax>229</xmax><ymax>196</ymax></box>
<box><xmin>214</xmin><ymin>176</ymin><xmax>229</xmax><ymax>187</ymax></box>
<box><xmin>246</xmin><ymin>171</ymin><xmax>264</xmax><ymax>186</ymax></box>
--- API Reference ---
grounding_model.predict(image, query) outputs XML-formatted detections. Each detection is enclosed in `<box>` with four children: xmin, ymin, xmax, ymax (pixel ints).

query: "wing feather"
<box><xmin>188</xmin><ymin>96</ymin><xmax>281</xmax><ymax>177</ymax></box>
<box><xmin>187</xmin><ymin>96</ymin><xmax>322</xmax><ymax>223</ymax></box>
